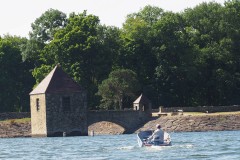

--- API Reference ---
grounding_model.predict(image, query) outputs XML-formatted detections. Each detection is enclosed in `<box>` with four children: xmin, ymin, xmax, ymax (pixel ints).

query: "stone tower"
<box><xmin>30</xmin><ymin>65</ymin><xmax>87</xmax><ymax>137</ymax></box>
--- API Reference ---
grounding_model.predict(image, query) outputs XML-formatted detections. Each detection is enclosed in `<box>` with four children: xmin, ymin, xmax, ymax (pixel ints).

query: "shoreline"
<box><xmin>1</xmin><ymin>112</ymin><xmax>240</xmax><ymax>138</ymax></box>
<box><xmin>138</xmin><ymin>112</ymin><xmax>240</xmax><ymax>133</ymax></box>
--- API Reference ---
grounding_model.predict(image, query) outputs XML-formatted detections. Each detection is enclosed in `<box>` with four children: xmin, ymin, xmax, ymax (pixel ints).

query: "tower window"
<box><xmin>36</xmin><ymin>98</ymin><xmax>40</xmax><ymax>111</ymax></box>
<box><xmin>62</xmin><ymin>96</ymin><xmax>71</xmax><ymax>111</ymax></box>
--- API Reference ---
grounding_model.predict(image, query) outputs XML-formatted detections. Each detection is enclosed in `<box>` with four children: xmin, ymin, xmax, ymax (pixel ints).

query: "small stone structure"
<box><xmin>133</xmin><ymin>94</ymin><xmax>152</xmax><ymax>113</ymax></box>
<box><xmin>29</xmin><ymin>65</ymin><xmax>87</xmax><ymax>137</ymax></box>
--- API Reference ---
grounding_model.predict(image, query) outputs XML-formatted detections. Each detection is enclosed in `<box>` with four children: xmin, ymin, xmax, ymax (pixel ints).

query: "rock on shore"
<box><xmin>136</xmin><ymin>113</ymin><xmax>240</xmax><ymax>133</ymax></box>
<box><xmin>0</xmin><ymin>121</ymin><xmax>31</xmax><ymax>138</ymax></box>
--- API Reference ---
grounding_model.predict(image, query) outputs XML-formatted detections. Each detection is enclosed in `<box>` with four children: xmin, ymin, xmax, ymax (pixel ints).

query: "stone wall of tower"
<box><xmin>30</xmin><ymin>94</ymin><xmax>47</xmax><ymax>137</ymax></box>
<box><xmin>45</xmin><ymin>92</ymin><xmax>88</xmax><ymax>136</ymax></box>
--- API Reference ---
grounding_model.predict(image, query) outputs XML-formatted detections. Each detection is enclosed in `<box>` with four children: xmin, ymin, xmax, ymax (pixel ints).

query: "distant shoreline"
<box><xmin>1</xmin><ymin>112</ymin><xmax>240</xmax><ymax>138</ymax></box>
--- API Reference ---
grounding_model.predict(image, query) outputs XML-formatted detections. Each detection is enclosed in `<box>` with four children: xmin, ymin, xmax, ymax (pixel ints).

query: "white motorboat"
<box><xmin>137</xmin><ymin>130</ymin><xmax>172</xmax><ymax>147</ymax></box>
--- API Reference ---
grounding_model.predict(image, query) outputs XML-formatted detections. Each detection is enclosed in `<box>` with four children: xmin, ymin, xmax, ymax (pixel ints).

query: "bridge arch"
<box><xmin>87</xmin><ymin>110</ymin><xmax>150</xmax><ymax>134</ymax></box>
<box><xmin>88</xmin><ymin>121</ymin><xmax>126</xmax><ymax>134</ymax></box>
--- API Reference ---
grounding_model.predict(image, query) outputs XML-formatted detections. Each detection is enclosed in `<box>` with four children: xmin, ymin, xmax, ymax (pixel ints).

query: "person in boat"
<box><xmin>147</xmin><ymin>124</ymin><xmax>164</xmax><ymax>145</ymax></box>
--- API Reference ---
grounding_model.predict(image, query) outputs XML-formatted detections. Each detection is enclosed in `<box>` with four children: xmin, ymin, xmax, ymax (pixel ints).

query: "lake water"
<box><xmin>0</xmin><ymin>131</ymin><xmax>240</xmax><ymax>160</ymax></box>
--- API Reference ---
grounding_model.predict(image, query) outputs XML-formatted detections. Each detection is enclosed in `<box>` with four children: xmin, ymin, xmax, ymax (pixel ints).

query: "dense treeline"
<box><xmin>0</xmin><ymin>1</ymin><xmax>240</xmax><ymax>112</ymax></box>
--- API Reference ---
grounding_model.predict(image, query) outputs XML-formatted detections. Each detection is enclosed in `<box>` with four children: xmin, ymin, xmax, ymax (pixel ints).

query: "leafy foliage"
<box><xmin>97</xmin><ymin>69</ymin><xmax>140</xmax><ymax>110</ymax></box>
<box><xmin>0</xmin><ymin>36</ymin><xmax>34</xmax><ymax>112</ymax></box>
<box><xmin>30</xmin><ymin>8</ymin><xmax>67</xmax><ymax>43</ymax></box>
<box><xmin>1</xmin><ymin>1</ymin><xmax>240</xmax><ymax>112</ymax></box>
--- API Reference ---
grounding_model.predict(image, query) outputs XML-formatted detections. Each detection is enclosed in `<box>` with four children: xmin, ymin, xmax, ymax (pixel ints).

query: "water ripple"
<box><xmin>0</xmin><ymin>131</ymin><xmax>240</xmax><ymax>160</ymax></box>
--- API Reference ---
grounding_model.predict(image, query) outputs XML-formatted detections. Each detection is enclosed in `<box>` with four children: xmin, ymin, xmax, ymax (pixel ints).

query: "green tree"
<box><xmin>30</xmin><ymin>8</ymin><xmax>67</xmax><ymax>43</ymax></box>
<box><xmin>33</xmin><ymin>11</ymin><xmax>109</xmax><ymax>109</ymax></box>
<box><xmin>183</xmin><ymin>2</ymin><xmax>223</xmax><ymax>47</ymax></box>
<box><xmin>153</xmin><ymin>12</ymin><xmax>200</xmax><ymax>107</ymax></box>
<box><xmin>127</xmin><ymin>5</ymin><xmax>164</xmax><ymax>25</ymax></box>
<box><xmin>0</xmin><ymin>35</ymin><xmax>34</xmax><ymax>112</ymax></box>
<box><xmin>120</xmin><ymin>5</ymin><xmax>162</xmax><ymax>97</ymax></box>
<box><xmin>196</xmin><ymin>41</ymin><xmax>235</xmax><ymax>105</ymax></box>
<box><xmin>21</xmin><ymin>9</ymin><xmax>67</xmax><ymax>65</ymax></box>
<box><xmin>182</xmin><ymin>1</ymin><xmax>240</xmax><ymax>105</ymax></box>
<box><xmin>96</xmin><ymin>25</ymin><xmax>122</xmax><ymax>83</ymax></box>
<box><xmin>97</xmin><ymin>69</ymin><xmax>140</xmax><ymax>110</ymax></box>
<box><xmin>220</xmin><ymin>0</ymin><xmax>240</xmax><ymax>104</ymax></box>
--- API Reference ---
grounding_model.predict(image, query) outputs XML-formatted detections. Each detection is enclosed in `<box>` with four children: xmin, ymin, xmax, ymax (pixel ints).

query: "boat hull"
<box><xmin>137</xmin><ymin>130</ymin><xmax>171</xmax><ymax>147</ymax></box>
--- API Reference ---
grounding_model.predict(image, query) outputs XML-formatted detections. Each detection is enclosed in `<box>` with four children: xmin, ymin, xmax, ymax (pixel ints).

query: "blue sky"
<box><xmin>0</xmin><ymin>0</ymin><xmax>225</xmax><ymax>37</ymax></box>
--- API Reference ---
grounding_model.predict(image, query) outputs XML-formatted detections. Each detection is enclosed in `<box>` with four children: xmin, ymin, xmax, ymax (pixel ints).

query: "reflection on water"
<box><xmin>0</xmin><ymin>131</ymin><xmax>240</xmax><ymax>160</ymax></box>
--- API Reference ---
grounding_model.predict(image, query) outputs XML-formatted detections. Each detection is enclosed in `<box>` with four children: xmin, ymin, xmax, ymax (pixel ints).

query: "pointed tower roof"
<box><xmin>133</xmin><ymin>94</ymin><xmax>151</xmax><ymax>104</ymax></box>
<box><xmin>30</xmin><ymin>65</ymin><xmax>83</xmax><ymax>95</ymax></box>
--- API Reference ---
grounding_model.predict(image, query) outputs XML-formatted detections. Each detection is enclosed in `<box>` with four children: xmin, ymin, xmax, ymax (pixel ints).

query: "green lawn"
<box><xmin>0</xmin><ymin>118</ymin><xmax>31</xmax><ymax>124</ymax></box>
<box><xmin>152</xmin><ymin>111</ymin><xmax>240</xmax><ymax>117</ymax></box>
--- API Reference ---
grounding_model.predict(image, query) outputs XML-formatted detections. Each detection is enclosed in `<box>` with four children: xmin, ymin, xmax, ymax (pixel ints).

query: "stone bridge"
<box><xmin>87</xmin><ymin>111</ymin><xmax>151</xmax><ymax>134</ymax></box>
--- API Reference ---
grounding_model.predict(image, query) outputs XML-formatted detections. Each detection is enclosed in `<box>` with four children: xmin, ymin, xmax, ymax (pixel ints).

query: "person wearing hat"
<box><xmin>147</xmin><ymin>124</ymin><xmax>164</xmax><ymax>145</ymax></box>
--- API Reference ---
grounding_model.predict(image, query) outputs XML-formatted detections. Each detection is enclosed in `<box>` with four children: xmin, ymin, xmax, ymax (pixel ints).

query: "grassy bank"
<box><xmin>152</xmin><ymin>111</ymin><xmax>240</xmax><ymax>117</ymax></box>
<box><xmin>0</xmin><ymin>118</ymin><xmax>31</xmax><ymax>124</ymax></box>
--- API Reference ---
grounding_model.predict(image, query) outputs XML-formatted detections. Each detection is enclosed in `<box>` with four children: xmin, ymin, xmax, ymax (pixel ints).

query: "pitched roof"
<box><xmin>30</xmin><ymin>65</ymin><xmax>83</xmax><ymax>95</ymax></box>
<box><xmin>133</xmin><ymin>94</ymin><xmax>151</xmax><ymax>104</ymax></box>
